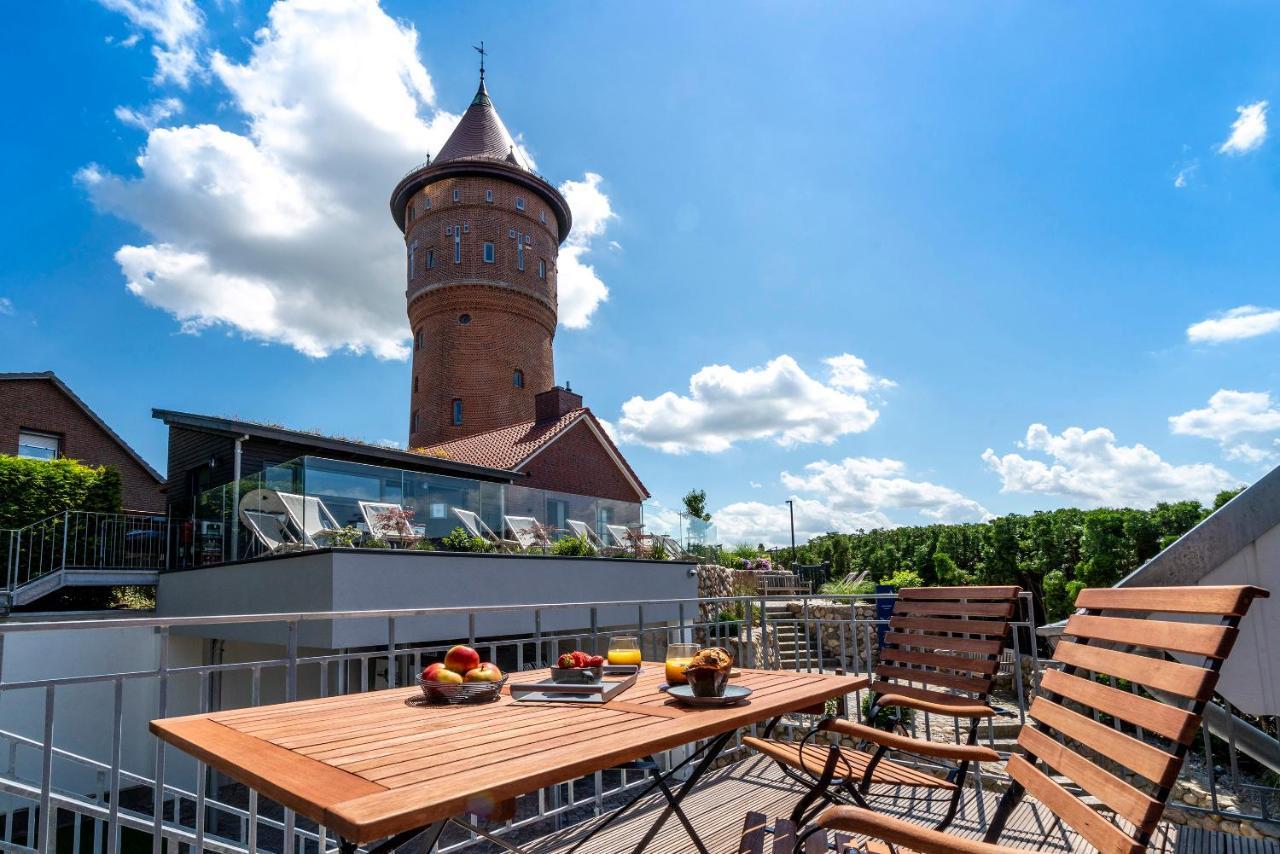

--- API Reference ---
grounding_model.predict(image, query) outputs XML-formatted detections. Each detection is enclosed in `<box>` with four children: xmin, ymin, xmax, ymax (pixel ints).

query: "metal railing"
<box><xmin>3</xmin><ymin>511</ymin><xmax>168</xmax><ymax>597</ymax></box>
<box><xmin>0</xmin><ymin>591</ymin><xmax>1274</xmax><ymax>853</ymax></box>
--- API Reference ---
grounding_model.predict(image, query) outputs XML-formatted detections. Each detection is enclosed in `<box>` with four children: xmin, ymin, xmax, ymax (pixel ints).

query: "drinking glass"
<box><xmin>665</xmin><ymin>643</ymin><xmax>699</xmax><ymax>685</ymax></box>
<box><xmin>607</xmin><ymin>636</ymin><xmax>642</xmax><ymax>666</ymax></box>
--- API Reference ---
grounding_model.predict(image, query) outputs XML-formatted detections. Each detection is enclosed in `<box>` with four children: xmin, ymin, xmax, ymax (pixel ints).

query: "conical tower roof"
<box><xmin>433</xmin><ymin>80</ymin><xmax>531</xmax><ymax>170</ymax></box>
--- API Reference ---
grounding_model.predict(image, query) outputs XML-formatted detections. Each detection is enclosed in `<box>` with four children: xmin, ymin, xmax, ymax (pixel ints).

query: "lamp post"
<box><xmin>785</xmin><ymin>499</ymin><xmax>796</xmax><ymax>568</ymax></box>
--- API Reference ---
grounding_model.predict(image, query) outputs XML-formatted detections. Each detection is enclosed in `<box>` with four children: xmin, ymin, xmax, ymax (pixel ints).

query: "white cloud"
<box><xmin>643</xmin><ymin>499</ymin><xmax>683</xmax><ymax>537</ymax></box>
<box><xmin>0</xmin><ymin>297</ymin><xmax>13</xmax><ymax>316</ymax></box>
<box><xmin>982</xmin><ymin>424</ymin><xmax>1236</xmax><ymax>508</ymax></box>
<box><xmin>556</xmin><ymin>172</ymin><xmax>615</xmax><ymax>329</ymax></box>
<box><xmin>95</xmin><ymin>0</ymin><xmax>203</xmax><ymax>85</ymax></box>
<box><xmin>824</xmin><ymin>354</ymin><xmax>896</xmax><ymax>393</ymax></box>
<box><xmin>1187</xmin><ymin>305</ymin><xmax>1280</xmax><ymax>344</ymax></box>
<box><xmin>114</xmin><ymin>97</ymin><xmax>183</xmax><ymax>131</ymax></box>
<box><xmin>617</xmin><ymin>354</ymin><xmax>887</xmax><ymax>454</ymax></box>
<box><xmin>84</xmin><ymin>0</ymin><xmax>613</xmax><ymax>359</ymax></box>
<box><xmin>749</xmin><ymin>481</ymin><xmax>763</xmax><ymax>489</ymax></box>
<box><xmin>1170</xmin><ymin>390</ymin><xmax>1280</xmax><ymax>442</ymax></box>
<box><xmin>714</xmin><ymin>498</ymin><xmax>890</xmax><ymax>548</ymax></box>
<box><xmin>1218</xmin><ymin>100</ymin><xmax>1268</xmax><ymax>155</ymax></box>
<box><xmin>1224</xmin><ymin>442</ymin><xmax>1278</xmax><ymax>465</ymax></box>
<box><xmin>1174</xmin><ymin>161</ymin><xmax>1197</xmax><ymax>188</ymax></box>
<box><xmin>782</xmin><ymin>457</ymin><xmax>991</xmax><ymax>524</ymax></box>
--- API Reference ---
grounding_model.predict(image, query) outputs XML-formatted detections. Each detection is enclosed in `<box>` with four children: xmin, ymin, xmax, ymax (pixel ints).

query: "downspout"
<box><xmin>230</xmin><ymin>434</ymin><xmax>250</xmax><ymax>561</ymax></box>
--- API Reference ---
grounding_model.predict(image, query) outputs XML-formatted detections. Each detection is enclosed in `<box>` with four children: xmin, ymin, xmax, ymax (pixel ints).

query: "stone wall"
<box><xmin>784</xmin><ymin>599</ymin><xmax>879</xmax><ymax>671</ymax></box>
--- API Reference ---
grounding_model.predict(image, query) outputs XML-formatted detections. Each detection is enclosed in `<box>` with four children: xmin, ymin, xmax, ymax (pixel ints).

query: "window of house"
<box><xmin>538</xmin><ymin>258</ymin><xmax>546</xmax><ymax>279</ymax></box>
<box><xmin>451</xmin><ymin>399</ymin><xmax>463</xmax><ymax>425</ymax></box>
<box><xmin>485</xmin><ymin>189</ymin><xmax>493</xmax><ymax>203</ymax></box>
<box><xmin>426</xmin><ymin>249</ymin><xmax>435</xmax><ymax>269</ymax></box>
<box><xmin>408</xmin><ymin>240</ymin><xmax>417</xmax><ymax>277</ymax></box>
<box><xmin>515</xmin><ymin>197</ymin><xmax>525</xmax><ymax>211</ymax></box>
<box><xmin>483</xmin><ymin>242</ymin><xmax>495</xmax><ymax>263</ymax></box>
<box><xmin>17</xmin><ymin>431</ymin><xmax>59</xmax><ymax>460</ymax></box>
<box><xmin>423</xmin><ymin>196</ymin><xmax>432</xmax><ymax>210</ymax></box>
<box><xmin>452</xmin><ymin>188</ymin><xmax>461</xmax><ymax>202</ymax></box>
<box><xmin>406</xmin><ymin>202</ymin><xmax>414</xmax><ymax>221</ymax></box>
<box><xmin>513</xmin><ymin>368</ymin><xmax>524</xmax><ymax>388</ymax></box>
<box><xmin>414</xmin><ymin>328</ymin><xmax>423</xmax><ymax>350</ymax></box>
<box><xmin>547</xmin><ymin>499</ymin><xmax>568</xmax><ymax>530</ymax></box>
<box><xmin>539</xmin><ymin>210</ymin><xmax>547</xmax><ymax>224</ymax></box>
<box><xmin>458</xmin><ymin>313</ymin><xmax>471</xmax><ymax>325</ymax></box>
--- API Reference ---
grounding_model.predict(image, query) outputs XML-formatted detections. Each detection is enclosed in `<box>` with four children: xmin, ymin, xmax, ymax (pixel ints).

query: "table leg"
<box><xmin>629</xmin><ymin>730</ymin><xmax>735</xmax><ymax>853</ymax></box>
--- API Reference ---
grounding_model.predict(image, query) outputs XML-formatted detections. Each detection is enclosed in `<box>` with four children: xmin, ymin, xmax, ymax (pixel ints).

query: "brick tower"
<box><xmin>391</xmin><ymin>68</ymin><xmax>571</xmax><ymax>448</ymax></box>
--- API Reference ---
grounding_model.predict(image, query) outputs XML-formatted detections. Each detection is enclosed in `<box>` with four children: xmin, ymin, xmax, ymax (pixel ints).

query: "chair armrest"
<box><xmin>818</xmin><ymin>806</ymin><xmax>1015</xmax><ymax>854</ymax></box>
<box><xmin>818</xmin><ymin>719</ymin><xmax>1000</xmax><ymax>764</ymax></box>
<box><xmin>877</xmin><ymin>692</ymin><xmax>996</xmax><ymax>719</ymax></box>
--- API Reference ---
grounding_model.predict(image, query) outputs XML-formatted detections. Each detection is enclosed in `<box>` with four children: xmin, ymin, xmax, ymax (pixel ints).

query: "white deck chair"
<box><xmin>605</xmin><ymin>524</ymin><xmax>632</xmax><ymax>551</ymax></box>
<box><xmin>358</xmin><ymin>501</ymin><xmax>417</xmax><ymax>543</ymax></box>
<box><xmin>277</xmin><ymin>492</ymin><xmax>341</xmax><ymax>547</ymax></box>
<box><xmin>451</xmin><ymin>508</ymin><xmax>519</xmax><ymax>552</ymax></box>
<box><xmin>239</xmin><ymin>509</ymin><xmax>306</xmax><ymax>555</ymax></box>
<box><xmin>504</xmin><ymin>515</ymin><xmax>552</xmax><ymax>551</ymax></box>
<box><xmin>657</xmin><ymin>534</ymin><xmax>685</xmax><ymax>559</ymax></box>
<box><xmin>566</xmin><ymin>519</ymin><xmax>610</xmax><ymax>552</ymax></box>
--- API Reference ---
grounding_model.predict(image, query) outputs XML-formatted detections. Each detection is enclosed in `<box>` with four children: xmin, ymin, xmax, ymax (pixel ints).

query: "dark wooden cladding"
<box><xmin>1064</xmin><ymin>614</ymin><xmax>1236</xmax><ymax>659</ymax></box>
<box><xmin>1075</xmin><ymin>585</ymin><xmax>1268</xmax><ymax>617</ymax></box>
<box><xmin>1052</xmin><ymin>641</ymin><xmax>1218</xmax><ymax>701</ymax></box>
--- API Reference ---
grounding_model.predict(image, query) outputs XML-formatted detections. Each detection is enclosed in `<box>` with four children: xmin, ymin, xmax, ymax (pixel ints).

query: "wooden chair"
<box><xmin>743</xmin><ymin>585</ymin><xmax>1024</xmax><ymax>831</ymax></box>
<box><xmin>815</xmin><ymin>584</ymin><xmax>1270</xmax><ymax>854</ymax></box>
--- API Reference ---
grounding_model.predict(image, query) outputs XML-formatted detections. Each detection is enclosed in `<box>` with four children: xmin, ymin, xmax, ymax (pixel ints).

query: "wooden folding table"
<box><xmin>151</xmin><ymin>664</ymin><xmax>867</xmax><ymax>852</ymax></box>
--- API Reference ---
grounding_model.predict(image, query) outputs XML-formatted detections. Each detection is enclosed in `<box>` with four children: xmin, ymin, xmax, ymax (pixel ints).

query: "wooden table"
<box><xmin>151</xmin><ymin>664</ymin><xmax>868</xmax><ymax>851</ymax></box>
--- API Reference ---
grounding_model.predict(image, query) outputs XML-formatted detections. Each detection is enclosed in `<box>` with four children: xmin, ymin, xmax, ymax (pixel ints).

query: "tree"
<box><xmin>681</xmin><ymin>489</ymin><xmax>712</xmax><ymax>522</ymax></box>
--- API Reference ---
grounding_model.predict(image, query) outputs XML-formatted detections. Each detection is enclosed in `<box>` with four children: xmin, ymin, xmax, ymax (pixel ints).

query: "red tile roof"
<box><xmin>421</xmin><ymin>408</ymin><xmax>649</xmax><ymax>498</ymax></box>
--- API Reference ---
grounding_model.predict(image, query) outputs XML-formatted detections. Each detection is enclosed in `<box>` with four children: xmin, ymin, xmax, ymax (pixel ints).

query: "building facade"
<box><xmin>0</xmin><ymin>372</ymin><xmax>164</xmax><ymax>512</ymax></box>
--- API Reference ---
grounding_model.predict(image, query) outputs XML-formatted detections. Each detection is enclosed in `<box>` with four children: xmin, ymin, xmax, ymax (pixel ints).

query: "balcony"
<box><xmin>0</xmin><ymin>590</ymin><xmax>1274</xmax><ymax>853</ymax></box>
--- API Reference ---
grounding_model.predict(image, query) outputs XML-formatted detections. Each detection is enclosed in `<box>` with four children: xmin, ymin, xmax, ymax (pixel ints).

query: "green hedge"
<box><xmin>0</xmin><ymin>455</ymin><xmax>123</xmax><ymax>529</ymax></box>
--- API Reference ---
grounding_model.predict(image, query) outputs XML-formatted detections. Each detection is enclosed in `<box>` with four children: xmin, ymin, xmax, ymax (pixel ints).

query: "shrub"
<box><xmin>650</xmin><ymin>541</ymin><xmax>669</xmax><ymax>561</ymax></box>
<box><xmin>861</xmin><ymin>693</ymin><xmax>916</xmax><ymax>728</ymax></box>
<box><xmin>440</xmin><ymin>526</ymin><xmax>491</xmax><ymax>553</ymax></box>
<box><xmin>409</xmin><ymin>537</ymin><xmax>435</xmax><ymax>551</ymax></box>
<box><xmin>0</xmin><ymin>455</ymin><xmax>122</xmax><ymax>529</ymax></box>
<box><xmin>820</xmin><ymin>577</ymin><xmax>876</xmax><ymax>596</ymax></box>
<box><xmin>551</xmin><ymin>534</ymin><xmax>597</xmax><ymax>557</ymax></box>
<box><xmin>109</xmin><ymin>586</ymin><xmax>156</xmax><ymax>610</ymax></box>
<box><xmin>881</xmin><ymin>569</ymin><xmax>925</xmax><ymax>590</ymax></box>
<box><xmin>362</xmin><ymin>537</ymin><xmax>390</xmax><ymax>549</ymax></box>
<box><xmin>324</xmin><ymin>525</ymin><xmax>361</xmax><ymax>548</ymax></box>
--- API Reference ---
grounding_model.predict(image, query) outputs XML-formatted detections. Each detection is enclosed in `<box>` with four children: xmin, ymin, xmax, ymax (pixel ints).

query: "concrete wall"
<box><xmin>157</xmin><ymin>549</ymin><xmax>698</xmax><ymax>648</ymax></box>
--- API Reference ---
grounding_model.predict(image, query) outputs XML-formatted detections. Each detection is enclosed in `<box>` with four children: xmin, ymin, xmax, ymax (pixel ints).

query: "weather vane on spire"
<box><xmin>474</xmin><ymin>40</ymin><xmax>486</xmax><ymax>81</ymax></box>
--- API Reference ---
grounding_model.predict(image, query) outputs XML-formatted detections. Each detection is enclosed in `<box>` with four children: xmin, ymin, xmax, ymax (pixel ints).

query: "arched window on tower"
<box><xmin>513</xmin><ymin>369</ymin><xmax>524</xmax><ymax>388</ymax></box>
<box><xmin>413</xmin><ymin>374</ymin><xmax>419</xmax><ymax>393</ymax></box>
<box><xmin>538</xmin><ymin>258</ymin><xmax>546</xmax><ymax>279</ymax></box>
<box><xmin>414</xmin><ymin>328</ymin><xmax>423</xmax><ymax>350</ymax></box>
<box><xmin>410</xmin><ymin>409</ymin><xmax>418</xmax><ymax>433</ymax></box>
<box><xmin>408</xmin><ymin>240</ymin><xmax>417</xmax><ymax>278</ymax></box>
<box><xmin>451</xmin><ymin>399</ymin><xmax>463</xmax><ymax>425</ymax></box>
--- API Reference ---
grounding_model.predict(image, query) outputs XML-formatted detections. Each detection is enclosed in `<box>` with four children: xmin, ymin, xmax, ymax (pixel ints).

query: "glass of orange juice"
<box><xmin>607</xmin><ymin>636</ymin><xmax>642</xmax><ymax>667</ymax></box>
<box><xmin>665</xmin><ymin>643</ymin><xmax>698</xmax><ymax>685</ymax></box>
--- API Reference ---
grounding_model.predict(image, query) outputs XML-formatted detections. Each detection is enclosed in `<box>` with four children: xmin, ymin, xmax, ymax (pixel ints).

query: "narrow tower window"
<box><xmin>413</xmin><ymin>375</ymin><xmax>419</xmax><ymax>392</ymax></box>
<box><xmin>483</xmin><ymin>242</ymin><xmax>495</xmax><ymax>263</ymax></box>
<box><xmin>414</xmin><ymin>328</ymin><xmax>423</xmax><ymax>350</ymax></box>
<box><xmin>410</xmin><ymin>410</ymin><xmax>418</xmax><ymax>432</ymax></box>
<box><xmin>539</xmin><ymin>210</ymin><xmax>546</xmax><ymax>224</ymax></box>
<box><xmin>513</xmin><ymin>368</ymin><xmax>524</xmax><ymax>388</ymax></box>
<box><xmin>452</xmin><ymin>188</ymin><xmax>460</xmax><ymax>202</ymax></box>
<box><xmin>453</xmin><ymin>226</ymin><xmax>462</xmax><ymax>263</ymax></box>
<box><xmin>485</xmin><ymin>189</ymin><xmax>493</xmax><ymax>203</ymax></box>
<box><xmin>408</xmin><ymin>240</ymin><xmax>417</xmax><ymax>278</ymax></box>
<box><xmin>458</xmin><ymin>313</ymin><xmax>471</xmax><ymax>325</ymax></box>
<box><xmin>423</xmin><ymin>196</ymin><xmax>431</xmax><ymax>210</ymax></box>
<box><xmin>426</xmin><ymin>249</ymin><xmax>435</xmax><ymax>269</ymax></box>
<box><xmin>406</xmin><ymin>202</ymin><xmax>414</xmax><ymax>221</ymax></box>
<box><xmin>538</xmin><ymin>258</ymin><xmax>546</xmax><ymax>279</ymax></box>
<box><xmin>451</xmin><ymin>399</ymin><xmax>463</xmax><ymax>425</ymax></box>
<box><xmin>515</xmin><ymin>197</ymin><xmax>525</xmax><ymax>211</ymax></box>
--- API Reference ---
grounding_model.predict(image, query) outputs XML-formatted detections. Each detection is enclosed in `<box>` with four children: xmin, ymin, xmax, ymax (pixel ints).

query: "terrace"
<box><xmin>0</xmin><ymin>587</ymin><xmax>1275</xmax><ymax>854</ymax></box>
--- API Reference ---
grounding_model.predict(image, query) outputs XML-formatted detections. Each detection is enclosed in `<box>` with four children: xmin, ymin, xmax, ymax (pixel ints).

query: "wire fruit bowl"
<box><xmin>415</xmin><ymin>674</ymin><xmax>508</xmax><ymax>704</ymax></box>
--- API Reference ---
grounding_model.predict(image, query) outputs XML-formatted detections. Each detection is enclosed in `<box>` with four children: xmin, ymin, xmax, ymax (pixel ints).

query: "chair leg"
<box><xmin>982</xmin><ymin>781</ymin><xmax>1025</xmax><ymax>844</ymax></box>
<box><xmin>933</xmin><ymin>761</ymin><xmax>969</xmax><ymax>832</ymax></box>
<box><xmin>789</xmin><ymin>745</ymin><xmax>840</xmax><ymax>826</ymax></box>
<box><xmin>858</xmin><ymin>744</ymin><xmax>889</xmax><ymax>794</ymax></box>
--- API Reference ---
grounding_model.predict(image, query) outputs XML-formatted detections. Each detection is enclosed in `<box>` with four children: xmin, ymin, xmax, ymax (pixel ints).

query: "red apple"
<box><xmin>444</xmin><ymin>644</ymin><xmax>481</xmax><ymax>674</ymax></box>
<box><xmin>431</xmin><ymin>667</ymin><xmax>463</xmax><ymax>684</ymax></box>
<box><xmin>464</xmin><ymin>662</ymin><xmax>503</xmax><ymax>682</ymax></box>
<box><xmin>421</xmin><ymin>662</ymin><xmax>450</xmax><ymax>682</ymax></box>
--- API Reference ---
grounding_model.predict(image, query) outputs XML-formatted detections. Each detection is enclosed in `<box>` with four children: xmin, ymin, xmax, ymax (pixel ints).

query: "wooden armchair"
<box><xmin>815</xmin><ymin>584</ymin><xmax>1269</xmax><ymax>854</ymax></box>
<box><xmin>744</xmin><ymin>585</ymin><xmax>1024</xmax><ymax>831</ymax></box>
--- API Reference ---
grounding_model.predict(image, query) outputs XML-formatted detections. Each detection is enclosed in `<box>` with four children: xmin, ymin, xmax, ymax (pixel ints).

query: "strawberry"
<box><xmin>572</xmin><ymin>651</ymin><xmax>590</xmax><ymax>668</ymax></box>
<box><xmin>557</xmin><ymin>653</ymin><xmax>576</xmax><ymax>669</ymax></box>
<box><xmin>587</xmin><ymin>655</ymin><xmax>605</xmax><ymax>667</ymax></box>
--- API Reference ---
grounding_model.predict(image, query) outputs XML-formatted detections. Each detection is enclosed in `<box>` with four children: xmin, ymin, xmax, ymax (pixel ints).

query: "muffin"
<box><xmin>684</xmin><ymin>647</ymin><xmax>733</xmax><ymax>697</ymax></box>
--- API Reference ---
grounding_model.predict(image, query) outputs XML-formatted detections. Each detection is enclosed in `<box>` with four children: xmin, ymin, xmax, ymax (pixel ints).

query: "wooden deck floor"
<box><xmin>516</xmin><ymin>754</ymin><xmax>1278</xmax><ymax>854</ymax></box>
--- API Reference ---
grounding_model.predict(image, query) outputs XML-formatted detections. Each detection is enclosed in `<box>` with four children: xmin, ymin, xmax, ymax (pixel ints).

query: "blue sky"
<box><xmin>3</xmin><ymin>1</ymin><xmax>1280</xmax><ymax>544</ymax></box>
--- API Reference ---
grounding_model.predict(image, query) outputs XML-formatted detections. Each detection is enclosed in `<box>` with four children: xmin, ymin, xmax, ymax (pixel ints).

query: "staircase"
<box><xmin>765</xmin><ymin>600</ymin><xmax>834</xmax><ymax>671</ymax></box>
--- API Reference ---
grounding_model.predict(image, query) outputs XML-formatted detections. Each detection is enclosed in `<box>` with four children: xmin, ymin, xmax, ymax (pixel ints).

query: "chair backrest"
<box><xmin>870</xmin><ymin>586</ymin><xmax>1023</xmax><ymax>712</ymax></box>
<box><xmin>995</xmin><ymin>584</ymin><xmax>1269</xmax><ymax>854</ymax></box>
<box><xmin>452</xmin><ymin>508</ymin><xmax>501</xmax><ymax>543</ymax></box>
<box><xmin>605</xmin><ymin>524</ymin><xmax>630</xmax><ymax>548</ymax></box>
<box><xmin>277</xmin><ymin>492</ymin><xmax>339</xmax><ymax>543</ymax></box>
<box><xmin>359</xmin><ymin>501</ymin><xmax>410</xmax><ymax>539</ymax></box>
<box><xmin>504</xmin><ymin>515</ymin><xmax>542</xmax><ymax>548</ymax></box>
<box><xmin>566</xmin><ymin>519</ymin><xmax>601</xmax><ymax>546</ymax></box>
<box><xmin>240</xmin><ymin>510</ymin><xmax>294</xmax><ymax>551</ymax></box>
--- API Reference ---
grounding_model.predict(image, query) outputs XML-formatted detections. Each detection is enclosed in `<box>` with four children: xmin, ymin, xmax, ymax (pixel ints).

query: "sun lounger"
<box><xmin>504</xmin><ymin>515</ymin><xmax>551</xmax><ymax>550</ymax></box>
<box><xmin>277</xmin><ymin>491</ymin><xmax>342</xmax><ymax>547</ymax></box>
<box><xmin>358</xmin><ymin>501</ymin><xmax>417</xmax><ymax>543</ymax></box>
<box><xmin>239</xmin><ymin>509</ymin><xmax>307</xmax><ymax>555</ymax></box>
<box><xmin>451</xmin><ymin>508</ymin><xmax>519</xmax><ymax>552</ymax></box>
